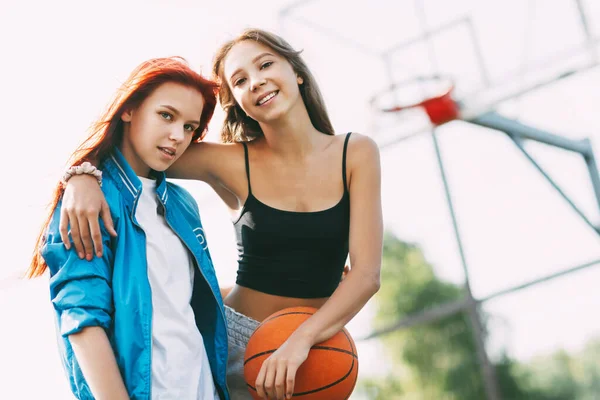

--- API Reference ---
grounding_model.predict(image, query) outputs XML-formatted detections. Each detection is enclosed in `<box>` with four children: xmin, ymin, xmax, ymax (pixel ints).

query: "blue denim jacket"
<box><xmin>42</xmin><ymin>149</ymin><xmax>230</xmax><ymax>399</ymax></box>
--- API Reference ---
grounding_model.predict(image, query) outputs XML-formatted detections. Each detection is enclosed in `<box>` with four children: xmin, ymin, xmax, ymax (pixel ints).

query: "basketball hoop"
<box><xmin>369</xmin><ymin>75</ymin><xmax>460</xmax><ymax>126</ymax></box>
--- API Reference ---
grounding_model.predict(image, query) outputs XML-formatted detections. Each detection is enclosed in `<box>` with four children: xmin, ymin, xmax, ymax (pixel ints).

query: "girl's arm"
<box><xmin>220</xmin><ymin>286</ymin><xmax>234</xmax><ymax>299</ymax></box>
<box><xmin>254</xmin><ymin>134</ymin><xmax>383</xmax><ymax>400</ymax></box>
<box><xmin>69</xmin><ymin>327</ymin><xmax>129</xmax><ymax>400</ymax></box>
<box><xmin>56</xmin><ymin>143</ymin><xmax>220</xmax><ymax>259</ymax></box>
<box><xmin>290</xmin><ymin>134</ymin><xmax>383</xmax><ymax>341</ymax></box>
<box><xmin>43</xmin><ymin>204</ymin><xmax>127</xmax><ymax>399</ymax></box>
<box><xmin>59</xmin><ymin>174</ymin><xmax>116</xmax><ymax>260</ymax></box>
<box><xmin>60</xmin><ymin>142</ymin><xmax>240</xmax><ymax>259</ymax></box>
<box><xmin>163</xmin><ymin>141</ymin><xmax>220</xmax><ymax>180</ymax></box>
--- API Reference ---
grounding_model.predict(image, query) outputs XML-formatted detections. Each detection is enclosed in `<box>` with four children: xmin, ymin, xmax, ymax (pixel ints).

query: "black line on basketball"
<box><xmin>261</xmin><ymin>311</ymin><xmax>314</xmax><ymax>325</ymax></box>
<box><xmin>245</xmin><ymin>311</ymin><xmax>359</xmax><ymax>396</ymax></box>
<box><xmin>341</xmin><ymin>328</ymin><xmax>357</xmax><ymax>356</ymax></box>
<box><xmin>246</xmin><ymin>349</ymin><xmax>356</xmax><ymax>396</ymax></box>
<box><xmin>311</xmin><ymin>345</ymin><xmax>358</xmax><ymax>358</ymax></box>
<box><xmin>244</xmin><ymin>346</ymin><xmax>356</xmax><ymax>366</ymax></box>
<box><xmin>243</xmin><ymin>349</ymin><xmax>277</xmax><ymax>366</ymax></box>
<box><xmin>343</xmin><ymin>357</ymin><xmax>359</xmax><ymax>400</ymax></box>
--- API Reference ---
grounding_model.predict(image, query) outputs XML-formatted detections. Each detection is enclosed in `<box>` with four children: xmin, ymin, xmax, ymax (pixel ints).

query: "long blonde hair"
<box><xmin>212</xmin><ymin>28</ymin><xmax>334</xmax><ymax>143</ymax></box>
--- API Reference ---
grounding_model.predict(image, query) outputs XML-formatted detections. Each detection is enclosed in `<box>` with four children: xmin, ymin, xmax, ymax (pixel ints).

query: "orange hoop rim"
<box><xmin>369</xmin><ymin>75</ymin><xmax>456</xmax><ymax>113</ymax></box>
<box><xmin>369</xmin><ymin>75</ymin><xmax>461</xmax><ymax>125</ymax></box>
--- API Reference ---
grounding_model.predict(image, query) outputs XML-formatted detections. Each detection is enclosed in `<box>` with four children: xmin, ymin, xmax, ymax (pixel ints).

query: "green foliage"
<box><xmin>369</xmin><ymin>233</ymin><xmax>485</xmax><ymax>399</ymax></box>
<box><xmin>359</xmin><ymin>232</ymin><xmax>596</xmax><ymax>399</ymax></box>
<box><xmin>518</xmin><ymin>338</ymin><xmax>600</xmax><ymax>400</ymax></box>
<box><xmin>359</xmin><ymin>376</ymin><xmax>404</xmax><ymax>400</ymax></box>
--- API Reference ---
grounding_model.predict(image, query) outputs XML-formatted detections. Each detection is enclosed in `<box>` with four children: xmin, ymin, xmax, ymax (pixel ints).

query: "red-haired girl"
<box><xmin>28</xmin><ymin>57</ymin><xmax>230</xmax><ymax>400</ymax></box>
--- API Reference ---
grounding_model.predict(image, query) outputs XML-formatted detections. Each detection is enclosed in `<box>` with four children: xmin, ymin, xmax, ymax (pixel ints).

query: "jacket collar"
<box><xmin>103</xmin><ymin>148</ymin><xmax>169</xmax><ymax>207</ymax></box>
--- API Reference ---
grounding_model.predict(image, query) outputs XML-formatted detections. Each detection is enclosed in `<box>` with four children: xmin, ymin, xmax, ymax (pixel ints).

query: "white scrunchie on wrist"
<box><xmin>62</xmin><ymin>161</ymin><xmax>103</xmax><ymax>187</ymax></box>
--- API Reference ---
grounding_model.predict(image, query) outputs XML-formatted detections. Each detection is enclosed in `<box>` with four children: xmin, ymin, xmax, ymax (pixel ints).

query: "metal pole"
<box><xmin>582</xmin><ymin>138</ymin><xmax>600</xmax><ymax>215</ymax></box>
<box><xmin>430</xmin><ymin>128</ymin><xmax>501</xmax><ymax>400</ymax></box>
<box><xmin>466</xmin><ymin>18</ymin><xmax>493</xmax><ymax>87</ymax></box>
<box><xmin>513</xmin><ymin>137</ymin><xmax>600</xmax><ymax>234</ymax></box>
<box><xmin>480</xmin><ymin>258</ymin><xmax>600</xmax><ymax>303</ymax></box>
<box><xmin>284</xmin><ymin>14</ymin><xmax>382</xmax><ymax>57</ymax></box>
<box><xmin>470</xmin><ymin>112</ymin><xmax>591</xmax><ymax>155</ymax></box>
<box><xmin>574</xmin><ymin>0</ymin><xmax>598</xmax><ymax>61</ymax></box>
<box><xmin>361</xmin><ymin>297</ymin><xmax>470</xmax><ymax>340</ymax></box>
<box><xmin>414</xmin><ymin>0</ymin><xmax>440</xmax><ymax>73</ymax></box>
<box><xmin>360</xmin><ymin>258</ymin><xmax>600</xmax><ymax>340</ymax></box>
<box><xmin>278</xmin><ymin>0</ymin><xmax>316</xmax><ymax>17</ymax></box>
<box><xmin>381</xmin><ymin>17</ymin><xmax>468</xmax><ymax>57</ymax></box>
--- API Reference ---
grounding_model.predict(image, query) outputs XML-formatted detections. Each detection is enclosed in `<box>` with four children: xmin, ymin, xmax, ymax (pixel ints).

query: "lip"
<box><xmin>158</xmin><ymin>146</ymin><xmax>176</xmax><ymax>159</ymax></box>
<box><xmin>255</xmin><ymin>90</ymin><xmax>279</xmax><ymax>106</ymax></box>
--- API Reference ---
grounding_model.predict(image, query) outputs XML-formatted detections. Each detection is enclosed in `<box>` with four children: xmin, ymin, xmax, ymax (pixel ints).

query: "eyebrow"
<box><xmin>160</xmin><ymin>105</ymin><xmax>200</xmax><ymax>125</ymax></box>
<box><xmin>229</xmin><ymin>52</ymin><xmax>275</xmax><ymax>82</ymax></box>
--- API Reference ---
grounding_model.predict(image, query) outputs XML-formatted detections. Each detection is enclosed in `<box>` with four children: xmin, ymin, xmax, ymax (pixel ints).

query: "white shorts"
<box><xmin>225</xmin><ymin>306</ymin><xmax>260</xmax><ymax>400</ymax></box>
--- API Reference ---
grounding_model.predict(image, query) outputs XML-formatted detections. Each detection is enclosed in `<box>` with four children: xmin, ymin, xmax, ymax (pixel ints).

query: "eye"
<box><xmin>260</xmin><ymin>61</ymin><xmax>273</xmax><ymax>70</ymax></box>
<box><xmin>159</xmin><ymin>111</ymin><xmax>173</xmax><ymax>120</ymax></box>
<box><xmin>233</xmin><ymin>77</ymin><xmax>246</xmax><ymax>87</ymax></box>
<box><xmin>184</xmin><ymin>124</ymin><xmax>196</xmax><ymax>133</ymax></box>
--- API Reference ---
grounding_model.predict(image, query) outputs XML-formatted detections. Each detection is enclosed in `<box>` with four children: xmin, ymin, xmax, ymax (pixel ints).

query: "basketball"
<box><xmin>244</xmin><ymin>306</ymin><xmax>359</xmax><ymax>400</ymax></box>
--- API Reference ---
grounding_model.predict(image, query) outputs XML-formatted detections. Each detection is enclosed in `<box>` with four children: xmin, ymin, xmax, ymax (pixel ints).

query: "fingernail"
<box><xmin>78</xmin><ymin>252</ymin><xmax>84</xmax><ymax>259</ymax></box>
<box><xmin>97</xmin><ymin>251</ymin><xmax>103</xmax><ymax>258</ymax></box>
<box><xmin>86</xmin><ymin>254</ymin><xmax>92</xmax><ymax>261</ymax></box>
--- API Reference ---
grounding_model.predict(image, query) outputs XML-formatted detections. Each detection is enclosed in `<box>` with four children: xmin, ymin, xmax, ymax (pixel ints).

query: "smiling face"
<box><xmin>223</xmin><ymin>40</ymin><xmax>304</xmax><ymax>125</ymax></box>
<box><xmin>119</xmin><ymin>81</ymin><xmax>205</xmax><ymax>177</ymax></box>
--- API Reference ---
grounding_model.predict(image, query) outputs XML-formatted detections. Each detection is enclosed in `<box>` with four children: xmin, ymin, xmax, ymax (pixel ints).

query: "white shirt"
<box><xmin>135</xmin><ymin>176</ymin><xmax>219</xmax><ymax>400</ymax></box>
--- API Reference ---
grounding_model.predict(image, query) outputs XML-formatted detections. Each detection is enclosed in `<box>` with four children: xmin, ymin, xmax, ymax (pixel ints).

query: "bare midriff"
<box><xmin>224</xmin><ymin>285</ymin><xmax>329</xmax><ymax>322</ymax></box>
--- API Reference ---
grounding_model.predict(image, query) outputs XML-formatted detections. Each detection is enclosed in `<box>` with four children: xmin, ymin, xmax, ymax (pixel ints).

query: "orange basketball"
<box><xmin>244</xmin><ymin>306</ymin><xmax>359</xmax><ymax>400</ymax></box>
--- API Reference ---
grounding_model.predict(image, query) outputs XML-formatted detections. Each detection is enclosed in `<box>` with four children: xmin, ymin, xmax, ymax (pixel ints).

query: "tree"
<box><xmin>357</xmin><ymin>232</ymin><xmax>567</xmax><ymax>399</ymax></box>
<box><xmin>520</xmin><ymin>338</ymin><xmax>600</xmax><ymax>400</ymax></box>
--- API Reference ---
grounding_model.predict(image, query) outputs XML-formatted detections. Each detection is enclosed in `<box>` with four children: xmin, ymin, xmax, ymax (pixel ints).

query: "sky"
<box><xmin>1</xmin><ymin>0</ymin><xmax>599</xmax><ymax>399</ymax></box>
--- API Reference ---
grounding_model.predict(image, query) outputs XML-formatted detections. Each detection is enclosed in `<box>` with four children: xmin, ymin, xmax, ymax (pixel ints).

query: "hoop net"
<box><xmin>370</xmin><ymin>76</ymin><xmax>460</xmax><ymax>126</ymax></box>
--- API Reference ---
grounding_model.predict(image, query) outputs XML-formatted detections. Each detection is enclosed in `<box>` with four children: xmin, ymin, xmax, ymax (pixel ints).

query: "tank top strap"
<box><xmin>242</xmin><ymin>142</ymin><xmax>252</xmax><ymax>195</ymax></box>
<box><xmin>342</xmin><ymin>132</ymin><xmax>352</xmax><ymax>192</ymax></box>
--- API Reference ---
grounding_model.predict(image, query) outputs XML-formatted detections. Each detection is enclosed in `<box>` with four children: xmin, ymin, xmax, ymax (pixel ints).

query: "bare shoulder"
<box><xmin>343</xmin><ymin>133</ymin><xmax>381</xmax><ymax>198</ymax></box>
<box><xmin>345</xmin><ymin>132</ymin><xmax>380</xmax><ymax>166</ymax></box>
<box><xmin>198</xmin><ymin>141</ymin><xmax>246</xmax><ymax>179</ymax></box>
<box><xmin>191</xmin><ymin>140</ymin><xmax>242</xmax><ymax>156</ymax></box>
<box><xmin>171</xmin><ymin>140</ymin><xmax>245</xmax><ymax>184</ymax></box>
<box><xmin>186</xmin><ymin>141</ymin><xmax>245</xmax><ymax>171</ymax></box>
<box><xmin>182</xmin><ymin>140</ymin><xmax>249</xmax><ymax>208</ymax></box>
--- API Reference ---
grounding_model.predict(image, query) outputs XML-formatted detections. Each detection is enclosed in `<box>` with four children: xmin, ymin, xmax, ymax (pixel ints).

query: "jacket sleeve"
<box><xmin>41</xmin><ymin>202</ymin><xmax>115</xmax><ymax>337</ymax></box>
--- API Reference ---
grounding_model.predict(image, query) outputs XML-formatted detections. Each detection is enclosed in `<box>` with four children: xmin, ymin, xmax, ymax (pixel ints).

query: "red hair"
<box><xmin>27</xmin><ymin>57</ymin><xmax>219</xmax><ymax>278</ymax></box>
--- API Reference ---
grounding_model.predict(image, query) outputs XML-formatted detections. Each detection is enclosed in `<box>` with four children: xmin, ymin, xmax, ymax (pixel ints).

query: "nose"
<box><xmin>168</xmin><ymin>125</ymin><xmax>186</xmax><ymax>143</ymax></box>
<box><xmin>250</xmin><ymin>75</ymin><xmax>267</xmax><ymax>92</ymax></box>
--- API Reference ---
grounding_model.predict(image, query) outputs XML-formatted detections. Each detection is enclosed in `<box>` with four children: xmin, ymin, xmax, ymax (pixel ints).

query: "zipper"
<box><xmin>130</xmin><ymin>199</ymin><xmax>154</xmax><ymax>400</ymax></box>
<box><xmin>159</xmin><ymin>202</ymin><xmax>231</xmax><ymax>398</ymax></box>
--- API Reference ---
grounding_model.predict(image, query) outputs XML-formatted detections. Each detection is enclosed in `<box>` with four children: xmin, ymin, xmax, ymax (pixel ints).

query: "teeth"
<box><xmin>258</xmin><ymin>91</ymin><xmax>276</xmax><ymax>105</ymax></box>
<box><xmin>161</xmin><ymin>148</ymin><xmax>174</xmax><ymax>156</ymax></box>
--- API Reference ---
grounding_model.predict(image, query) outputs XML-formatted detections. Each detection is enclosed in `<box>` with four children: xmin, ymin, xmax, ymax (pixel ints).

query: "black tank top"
<box><xmin>233</xmin><ymin>133</ymin><xmax>352</xmax><ymax>298</ymax></box>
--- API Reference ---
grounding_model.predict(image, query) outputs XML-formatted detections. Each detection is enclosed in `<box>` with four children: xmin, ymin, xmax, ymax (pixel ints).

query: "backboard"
<box><xmin>279</xmin><ymin>0</ymin><xmax>599</xmax><ymax>146</ymax></box>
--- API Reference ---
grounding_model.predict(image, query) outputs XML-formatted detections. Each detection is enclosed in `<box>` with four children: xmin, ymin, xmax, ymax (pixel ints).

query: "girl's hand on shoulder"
<box><xmin>60</xmin><ymin>175</ymin><xmax>117</xmax><ymax>260</ymax></box>
<box><xmin>254</xmin><ymin>334</ymin><xmax>312</xmax><ymax>400</ymax></box>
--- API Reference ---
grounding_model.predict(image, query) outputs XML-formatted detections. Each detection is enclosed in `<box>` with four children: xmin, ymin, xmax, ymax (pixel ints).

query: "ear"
<box><xmin>297</xmin><ymin>75</ymin><xmax>304</xmax><ymax>85</ymax></box>
<box><xmin>121</xmin><ymin>109</ymin><xmax>133</xmax><ymax>122</ymax></box>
